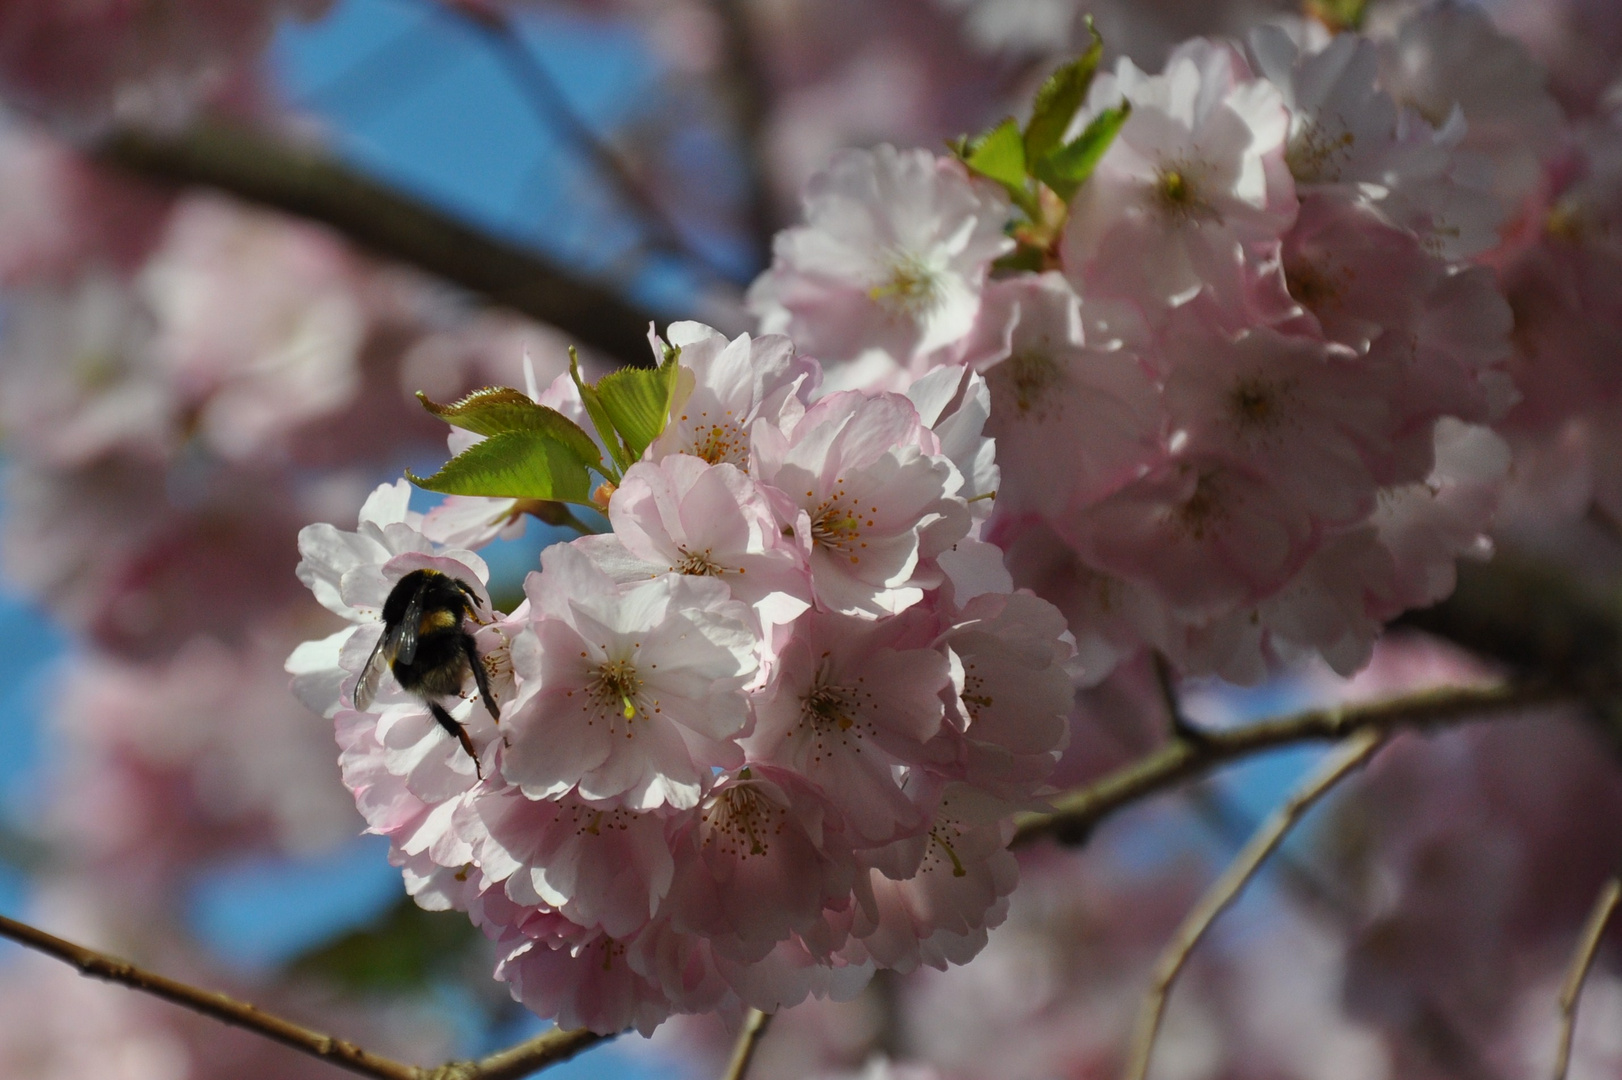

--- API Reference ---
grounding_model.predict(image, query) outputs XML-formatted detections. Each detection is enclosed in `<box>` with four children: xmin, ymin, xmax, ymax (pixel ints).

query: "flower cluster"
<box><xmin>290</xmin><ymin>323</ymin><xmax>1077</xmax><ymax>1033</ymax></box>
<box><xmin>750</xmin><ymin>19</ymin><xmax>1518</xmax><ymax>683</ymax></box>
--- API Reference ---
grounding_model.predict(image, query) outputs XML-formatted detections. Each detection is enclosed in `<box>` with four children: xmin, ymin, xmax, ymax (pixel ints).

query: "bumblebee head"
<box><xmin>381</xmin><ymin>568</ymin><xmax>480</xmax><ymax>627</ymax></box>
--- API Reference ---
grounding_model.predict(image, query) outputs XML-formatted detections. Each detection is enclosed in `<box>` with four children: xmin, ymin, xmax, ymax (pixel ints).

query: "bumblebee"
<box><xmin>355</xmin><ymin>568</ymin><xmax>499</xmax><ymax>775</ymax></box>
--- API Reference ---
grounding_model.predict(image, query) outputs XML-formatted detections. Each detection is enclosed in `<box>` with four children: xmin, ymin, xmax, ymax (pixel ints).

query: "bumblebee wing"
<box><xmin>353</xmin><ymin>621</ymin><xmax>400</xmax><ymax>712</ymax></box>
<box><xmin>395</xmin><ymin>584</ymin><xmax>430</xmax><ymax>666</ymax></box>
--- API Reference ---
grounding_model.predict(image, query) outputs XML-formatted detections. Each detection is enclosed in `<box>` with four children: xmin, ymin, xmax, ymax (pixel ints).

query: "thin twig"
<box><xmin>93</xmin><ymin>122</ymin><xmax>656</xmax><ymax>367</ymax></box>
<box><xmin>1151</xmin><ymin>651</ymin><xmax>1208</xmax><ymax>744</ymax></box>
<box><xmin>0</xmin><ymin>912</ymin><xmax>608</xmax><ymax>1080</ymax></box>
<box><xmin>1552</xmin><ymin>876</ymin><xmax>1622</xmax><ymax>1080</ymax></box>
<box><xmin>423</xmin><ymin>0</ymin><xmax>738</xmax><ymax>282</ymax></box>
<box><xmin>1122</xmin><ymin>729</ymin><xmax>1385</xmax><ymax>1080</ymax></box>
<box><xmin>721</xmin><ymin>1008</ymin><xmax>773</xmax><ymax>1080</ymax></box>
<box><xmin>1013</xmin><ymin>680</ymin><xmax>1565</xmax><ymax>849</ymax></box>
<box><xmin>1183</xmin><ymin>787</ymin><xmax>1509</xmax><ymax>1080</ymax></box>
<box><xmin>460</xmin><ymin>1027</ymin><xmax>611</xmax><ymax>1080</ymax></box>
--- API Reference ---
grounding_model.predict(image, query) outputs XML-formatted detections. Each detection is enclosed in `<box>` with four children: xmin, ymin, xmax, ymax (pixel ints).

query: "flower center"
<box><xmin>1174</xmin><ymin>471</ymin><xmax>1229</xmax><ymax>541</ymax></box>
<box><xmin>1285</xmin><ymin>122</ymin><xmax>1355</xmax><ymax>184</ymax></box>
<box><xmin>1284</xmin><ymin>257</ymin><xmax>1343</xmax><ymax>313</ymax></box>
<box><xmin>923</xmin><ymin>795</ymin><xmax>969</xmax><ymax>877</ymax></box>
<box><xmin>1228</xmin><ymin>375</ymin><xmax>1291</xmax><ymax>435</ymax></box>
<box><xmin>791</xmin><ymin>668</ymin><xmax>881</xmax><ymax>765</ymax></box>
<box><xmin>673</xmin><ymin>546</ymin><xmax>724</xmax><ymax>576</ymax></box>
<box><xmin>929</xmin><ymin>827</ymin><xmax>969</xmax><ymax>877</ymax></box>
<box><xmin>803</xmin><ymin>682</ymin><xmax>858</xmax><ymax>732</ymax></box>
<box><xmin>685</xmin><ymin>417</ymin><xmax>748</xmax><ymax>468</ymax></box>
<box><xmin>1001</xmin><ymin>351</ymin><xmax>1063</xmax><ymax>416</ymax></box>
<box><xmin>703</xmin><ymin>782</ymin><xmax>782</xmax><ymax>858</ymax></box>
<box><xmin>590</xmin><ymin>657</ymin><xmax>643</xmax><ymax>721</ymax></box>
<box><xmin>809</xmin><ymin>486</ymin><xmax>872</xmax><ymax>564</ymax></box>
<box><xmin>567</xmin><ymin>804</ymin><xmax>635</xmax><ymax>837</ymax></box>
<box><xmin>870</xmin><ymin>252</ymin><xmax>943</xmax><ymax>317</ymax></box>
<box><xmin>1154</xmin><ymin>164</ymin><xmax>1218</xmax><ymax>223</ymax></box>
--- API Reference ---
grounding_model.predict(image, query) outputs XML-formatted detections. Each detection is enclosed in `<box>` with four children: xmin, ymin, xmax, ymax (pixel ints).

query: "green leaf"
<box><xmin>415</xmin><ymin>387</ymin><xmax>601</xmax><ymax>469</ymax></box>
<box><xmin>1023</xmin><ymin>22</ymin><xmax>1104</xmax><ymax>163</ymax></box>
<box><xmin>963</xmin><ymin>117</ymin><xmax>1030</xmax><ymax>205</ymax></box>
<box><xmin>407</xmin><ymin>428</ymin><xmax>595</xmax><ymax>505</ymax></box>
<box><xmin>1034</xmin><ymin>102</ymin><xmax>1130</xmax><ymax>203</ymax></box>
<box><xmin>289</xmin><ymin>897</ymin><xmax>481</xmax><ymax>995</ymax></box>
<box><xmin>991</xmin><ymin>245</ymin><xmax>1047</xmax><ymax>275</ymax></box>
<box><xmin>570</xmin><ymin>347</ymin><xmax>629</xmax><ymax>476</ymax></box>
<box><xmin>593</xmin><ymin>352</ymin><xmax>681</xmax><ymax>463</ymax></box>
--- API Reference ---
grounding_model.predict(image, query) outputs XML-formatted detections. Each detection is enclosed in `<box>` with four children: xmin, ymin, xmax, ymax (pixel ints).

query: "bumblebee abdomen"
<box><xmin>393</xmin><ymin>631</ymin><xmax>471</xmax><ymax>698</ymax></box>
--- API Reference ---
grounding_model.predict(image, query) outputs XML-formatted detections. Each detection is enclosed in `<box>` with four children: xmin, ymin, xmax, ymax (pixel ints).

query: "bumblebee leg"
<box><xmin>428</xmin><ymin>699</ymin><xmax>483</xmax><ymax>779</ymax></box>
<box><xmin>461</xmin><ymin>632</ymin><xmax>500</xmax><ymax>720</ymax></box>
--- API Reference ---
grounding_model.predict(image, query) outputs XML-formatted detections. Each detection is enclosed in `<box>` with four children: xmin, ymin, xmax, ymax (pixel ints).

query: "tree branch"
<box><xmin>1123</xmin><ymin>729</ymin><xmax>1385</xmax><ymax>1080</ymax></box>
<box><xmin>720</xmin><ymin>1008</ymin><xmax>773</xmax><ymax>1080</ymax></box>
<box><xmin>92</xmin><ymin>122</ymin><xmax>657</xmax><ymax>366</ymax></box>
<box><xmin>1012</xmin><ymin>680</ymin><xmax>1566</xmax><ymax>849</ymax></box>
<box><xmin>1403</xmin><ymin>548</ymin><xmax>1622</xmax><ymax>754</ymax></box>
<box><xmin>1552</xmin><ymin>875</ymin><xmax>1621</xmax><ymax>1080</ymax></box>
<box><xmin>711</xmin><ymin>0</ymin><xmax>779</xmax><ymax>265</ymax></box>
<box><xmin>0</xmin><ymin>912</ymin><xmax>607</xmax><ymax>1080</ymax></box>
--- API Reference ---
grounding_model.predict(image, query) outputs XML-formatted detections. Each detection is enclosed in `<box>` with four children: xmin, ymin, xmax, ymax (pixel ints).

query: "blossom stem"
<box><xmin>1551</xmin><ymin>875</ymin><xmax>1622</xmax><ymax>1080</ymax></box>
<box><xmin>0</xmin><ymin>911</ymin><xmax>608</xmax><ymax>1080</ymax></box>
<box><xmin>1122</xmin><ymin>729</ymin><xmax>1386</xmax><ymax>1080</ymax></box>
<box><xmin>1150</xmin><ymin>650</ymin><xmax>1208</xmax><ymax>745</ymax></box>
<box><xmin>721</xmin><ymin>1008</ymin><xmax>774</xmax><ymax>1080</ymax></box>
<box><xmin>1012</xmin><ymin>680</ymin><xmax>1567</xmax><ymax>849</ymax></box>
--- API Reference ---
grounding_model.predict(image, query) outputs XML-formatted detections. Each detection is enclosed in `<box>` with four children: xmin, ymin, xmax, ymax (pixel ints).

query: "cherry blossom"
<box><xmin>1248</xmin><ymin>23</ymin><xmax>1501</xmax><ymax>258</ymax></box>
<box><xmin>961</xmin><ymin>273</ymin><xmax>1161</xmax><ymax>516</ymax></box>
<box><xmin>649</xmin><ymin>321</ymin><xmax>819</xmax><ymax>470</ymax></box>
<box><xmin>1061</xmin><ymin>37</ymin><xmax>1295</xmax><ymax>310</ymax></box>
<box><xmin>582</xmin><ymin>453</ymin><xmax>811</xmax><ymax>626</ymax></box>
<box><xmin>292</xmin><ymin>480</ymin><xmax>506</xmax><ymax>791</ymax></box>
<box><xmin>1373</xmin><ymin>2</ymin><xmax>1565</xmax><ymax>216</ymax></box>
<box><xmin>752</xmin><ymin>389</ymin><xmax>968</xmax><ymax>617</ymax></box>
<box><xmin>664</xmin><ymin>766</ymin><xmax>859</xmax><ymax>964</ymax></box>
<box><xmin>841</xmin><ymin>784</ymin><xmax>1019</xmax><ymax>974</ymax></box>
<box><xmin>473</xmin><ymin>788</ymin><xmax>677</xmax><ymax>939</ymax></box>
<box><xmin>500</xmin><ymin>542</ymin><xmax>759</xmax><ymax>811</ymax></box>
<box><xmin>748</xmin><ymin>144</ymin><xmax>1013</xmax><ymax>382</ymax></box>
<box><xmin>936</xmin><ymin>589</ymin><xmax>1076</xmax><ymax>800</ymax></box>
<box><xmin>744</xmin><ymin>608</ymin><xmax>950</xmax><ymax>846</ymax></box>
